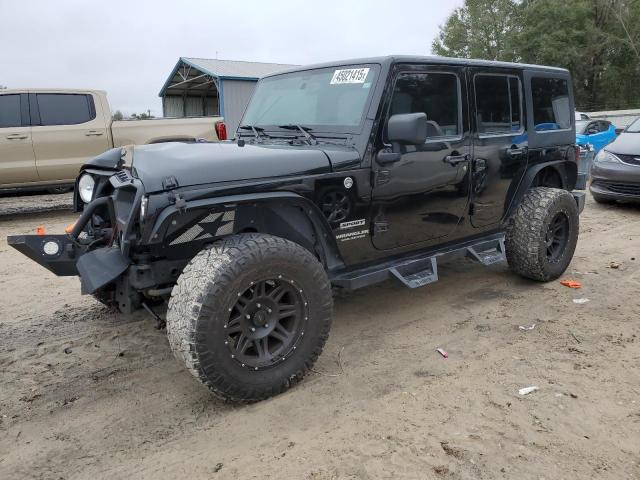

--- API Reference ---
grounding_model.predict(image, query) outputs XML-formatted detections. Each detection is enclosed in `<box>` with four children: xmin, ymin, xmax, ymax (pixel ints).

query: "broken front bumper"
<box><xmin>7</xmin><ymin>234</ymin><xmax>130</xmax><ymax>294</ymax></box>
<box><xmin>8</xmin><ymin>234</ymin><xmax>80</xmax><ymax>277</ymax></box>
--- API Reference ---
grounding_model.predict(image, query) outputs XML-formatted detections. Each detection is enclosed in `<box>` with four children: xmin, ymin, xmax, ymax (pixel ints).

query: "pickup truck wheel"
<box><xmin>166</xmin><ymin>233</ymin><xmax>333</xmax><ymax>402</ymax></box>
<box><xmin>505</xmin><ymin>187</ymin><xmax>579</xmax><ymax>282</ymax></box>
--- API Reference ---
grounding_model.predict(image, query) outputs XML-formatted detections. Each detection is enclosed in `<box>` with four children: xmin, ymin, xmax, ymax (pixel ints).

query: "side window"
<box><xmin>36</xmin><ymin>94</ymin><xmax>95</xmax><ymax>126</ymax></box>
<box><xmin>531</xmin><ymin>77</ymin><xmax>571</xmax><ymax>131</ymax></box>
<box><xmin>474</xmin><ymin>75</ymin><xmax>522</xmax><ymax>135</ymax></box>
<box><xmin>389</xmin><ymin>72</ymin><xmax>460</xmax><ymax>138</ymax></box>
<box><xmin>599</xmin><ymin>121</ymin><xmax>610</xmax><ymax>132</ymax></box>
<box><xmin>0</xmin><ymin>95</ymin><xmax>22</xmax><ymax>128</ymax></box>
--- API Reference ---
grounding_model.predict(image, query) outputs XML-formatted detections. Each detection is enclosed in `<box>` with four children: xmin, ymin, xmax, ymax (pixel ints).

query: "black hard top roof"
<box><xmin>264</xmin><ymin>55</ymin><xmax>569</xmax><ymax>78</ymax></box>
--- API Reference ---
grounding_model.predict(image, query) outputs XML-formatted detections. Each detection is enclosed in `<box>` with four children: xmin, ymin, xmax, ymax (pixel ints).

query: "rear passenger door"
<box><xmin>469</xmin><ymin>70</ymin><xmax>527</xmax><ymax>227</ymax></box>
<box><xmin>0</xmin><ymin>93</ymin><xmax>36</xmax><ymax>186</ymax></box>
<box><xmin>30</xmin><ymin>93</ymin><xmax>110</xmax><ymax>182</ymax></box>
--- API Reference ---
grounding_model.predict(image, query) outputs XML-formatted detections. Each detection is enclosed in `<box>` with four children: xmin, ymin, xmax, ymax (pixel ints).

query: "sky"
<box><xmin>0</xmin><ymin>0</ymin><xmax>462</xmax><ymax>116</ymax></box>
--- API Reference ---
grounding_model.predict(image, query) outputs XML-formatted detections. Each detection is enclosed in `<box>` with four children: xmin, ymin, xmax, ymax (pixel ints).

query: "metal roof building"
<box><xmin>159</xmin><ymin>57</ymin><xmax>296</xmax><ymax>134</ymax></box>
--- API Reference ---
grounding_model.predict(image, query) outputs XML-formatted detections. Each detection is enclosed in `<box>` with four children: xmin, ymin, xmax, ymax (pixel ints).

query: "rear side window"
<box><xmin>0</xmin><ymin>94</ymin><xmax>21</xmax><ymax>128</ymax></box>
<box><xmin>474</xmin><ymin>75</ymin><xmax>522</xmax><ymax>135</ymax></box>
<box><xmin>389</xmin><ymin>72</ymin><xmax>460</xmax><ymax>138</ymax></box>
<box><xmin>531</xmin><ymin>77</ymin><xmax>571</xmax><ymax>131</ymax></box>
<box><xmin>36</xmin><ymin>94</ymin><xmax>95</xmax><ymax>126</ymax></box>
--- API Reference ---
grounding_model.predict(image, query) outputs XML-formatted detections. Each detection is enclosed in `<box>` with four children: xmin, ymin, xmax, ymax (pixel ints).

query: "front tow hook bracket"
<box><xmin>142</xmin><ymin>302</ymin><xmax>165</xmax><ymax>330</ymax></box>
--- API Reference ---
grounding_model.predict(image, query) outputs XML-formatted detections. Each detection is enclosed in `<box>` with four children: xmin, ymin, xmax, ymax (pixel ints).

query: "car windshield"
<box><xmin>241</xmin><ymin>65</ymin><xmax>379</xmax><ymax>133</ymax></box>
<box><xmin>575</xmin><ymin>120</ymin><xmax>589</xmax><ymax>134</ymax></box>
<box><xmin>626</xmin><ymin>117</ymin><xmax>640</xmax><ymax>133</ymax></box>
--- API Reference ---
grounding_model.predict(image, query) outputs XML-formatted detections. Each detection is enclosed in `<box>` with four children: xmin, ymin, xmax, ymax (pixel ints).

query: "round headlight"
<box><xmin>78</xmin><ymin>174</ymin><xmax>95</xmax><ymax>203</ymax></box>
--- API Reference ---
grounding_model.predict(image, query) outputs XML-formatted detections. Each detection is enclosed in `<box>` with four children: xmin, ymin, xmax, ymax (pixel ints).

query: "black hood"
<box><xmin>607</xmin><ymin>132</ymin><xmax>640</xmax><ymax>156</ymax></box>
<box><xmin>126</xmin><ymin>141</ymin><xmax>361</xmax><ymax>192</ymax></box>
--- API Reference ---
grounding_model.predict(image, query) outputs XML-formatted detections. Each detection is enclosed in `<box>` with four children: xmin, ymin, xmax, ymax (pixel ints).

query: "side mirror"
<box><xmin>387</xmin><ymin>113</ymin><xmax>427</xmax><ymax>145</ymax></box>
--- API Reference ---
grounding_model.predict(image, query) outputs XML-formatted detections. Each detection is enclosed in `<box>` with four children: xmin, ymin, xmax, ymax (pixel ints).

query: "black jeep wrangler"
<box><xmin>9</xmin><ymin>56</ymin><xmax>585</xmax><ymax>402</ymax></box>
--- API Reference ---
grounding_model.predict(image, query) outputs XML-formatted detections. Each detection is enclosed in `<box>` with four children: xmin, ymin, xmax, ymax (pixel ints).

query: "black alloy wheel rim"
<box><xmin>321</xmin><ymin>191</ymin><xmax>351</xmax><ymax>223</ymax></box>
<box><xmin>225</xmin><ymin>277</ymin><xmax>307</xmax><ymax>369</ymax></box>
<box><xmin>545</xmin><ymin>212</ymin><xmax>570</xmax><ymax>262</ymax></box>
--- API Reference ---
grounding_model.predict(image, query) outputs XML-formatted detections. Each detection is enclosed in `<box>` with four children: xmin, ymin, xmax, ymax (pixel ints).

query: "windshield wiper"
<box><xmin>238</xmin><ymin>124</ymin><xmax>268</xmax><ymax>142</ymax></box>
<box><xmin>277</xmin><ymin>124</ymin><xmax>318</xmax><ymax>145</ymax></box>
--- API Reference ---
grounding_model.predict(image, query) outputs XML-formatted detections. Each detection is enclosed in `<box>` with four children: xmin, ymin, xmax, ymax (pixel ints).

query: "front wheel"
<box><xmin>505</xmin><ymin>187</ymin><xmax>579</xmax><ymax>282</ymax></box>
<box><xmin>166</xmin><ymin>233</ymin><xmax>333</xmax><ymax>402</ymax></box>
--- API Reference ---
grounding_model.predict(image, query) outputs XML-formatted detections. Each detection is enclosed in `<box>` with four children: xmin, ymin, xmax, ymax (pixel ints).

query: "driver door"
<box><xmin>371</xmin><ymin>66</ymin><xmax>471</xmax><ymax>250</ymax></box>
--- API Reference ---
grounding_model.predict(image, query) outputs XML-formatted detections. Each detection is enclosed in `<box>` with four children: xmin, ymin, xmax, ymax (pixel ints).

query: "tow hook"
<box><xmin>141</xmin><ymin>302</ymin><xmax>165</xmax><ymax>330</ymax></box>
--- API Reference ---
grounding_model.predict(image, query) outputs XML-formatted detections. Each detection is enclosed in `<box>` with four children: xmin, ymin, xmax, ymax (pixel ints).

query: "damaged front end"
<box><xmin>7</xmin><ymin>147</ymin><xmax>183</xmax><ymax>313</ymax></box>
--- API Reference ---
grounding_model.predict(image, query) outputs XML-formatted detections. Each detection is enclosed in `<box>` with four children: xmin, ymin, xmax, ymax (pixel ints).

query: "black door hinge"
<box><xmin>375</xmin><ymin>170</ymin><xmax>391</xmax><ymax>186</ymax></box>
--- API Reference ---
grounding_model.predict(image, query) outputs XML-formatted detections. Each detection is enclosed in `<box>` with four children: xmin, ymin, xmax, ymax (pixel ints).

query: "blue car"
<box><xmin>576</xmin><ymin>119</ymin><xmax>617</xmax><ymax>153</ymax></box>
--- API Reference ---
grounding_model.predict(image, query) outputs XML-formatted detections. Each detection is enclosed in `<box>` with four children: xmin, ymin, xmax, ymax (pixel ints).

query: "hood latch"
<box><xmin>162</xmin><ymin>176</ymin><xmax>179</xmax><ymax>190</ymax></box>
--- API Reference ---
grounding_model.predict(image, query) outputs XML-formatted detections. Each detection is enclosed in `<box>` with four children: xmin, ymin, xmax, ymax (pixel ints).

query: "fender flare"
<box><xmin>505</xmin><ymin>160</ymin><xmax>577</xmax><ymax>218</ymax></box>
<box><xmin>147</xmin><ymin>191</ymin><xmax>344</xmax><ymax>271</ymax></box>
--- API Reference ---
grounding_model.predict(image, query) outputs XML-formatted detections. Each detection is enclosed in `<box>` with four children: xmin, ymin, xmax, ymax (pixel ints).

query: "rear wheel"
<box><xmin>166</xmin><ymin>233</ymin><xmax>333</xmax><ymax>402</ymax></box>
<box><xmin>505</xmin><ymin>187</ymin><xmax>579</xmax><ymax>281</ymax></box>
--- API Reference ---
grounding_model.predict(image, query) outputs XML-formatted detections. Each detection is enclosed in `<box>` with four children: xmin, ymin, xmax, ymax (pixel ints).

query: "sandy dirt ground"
<box><xmin>0</xmin><ymin>191</ymin><xmax>73</xmax><ymax>218</ymax></box>
<box><xmin>0</xmin><ymin>193</ymin><xmax>639</xmax><ymax>480</ymax></box>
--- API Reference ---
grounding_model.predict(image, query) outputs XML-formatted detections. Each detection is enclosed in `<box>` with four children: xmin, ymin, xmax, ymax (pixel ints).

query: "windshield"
<box><xmin>626</xmin><ymin>117</ymin><xmax>640</xmax><ymax>133</ymax></box>
<box><xmin>575</xmin><ymin>120</ymin><xmax>589</xmax><ymax>134</ymax></box>
<box><xmin>241</xmin><ymin>65</ymin><xmax>379</xmax><ymax>133</ymax></box>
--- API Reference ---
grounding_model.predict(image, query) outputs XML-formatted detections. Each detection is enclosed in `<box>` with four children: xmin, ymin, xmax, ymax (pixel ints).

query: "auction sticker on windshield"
<box><xmin>330</xmin><ymin>68</ymin><xmax>370</xmax><ymax>85</ymax></box>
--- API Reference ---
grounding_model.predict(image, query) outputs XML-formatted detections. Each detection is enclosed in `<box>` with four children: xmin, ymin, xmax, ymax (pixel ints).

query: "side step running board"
<box><xmin>466</xmin><ymin>237</ymin><xmax>506</xmax><ymax>266</ymax></box>
<box><xmin>390</xmin><ymin>257</ymin><xmax>438</xmax><ymax>289</ymax></box>
<box><xmin>332</xmin><ymin>233</ymin><xmax>506</xmax><ymax>290</ymax></box>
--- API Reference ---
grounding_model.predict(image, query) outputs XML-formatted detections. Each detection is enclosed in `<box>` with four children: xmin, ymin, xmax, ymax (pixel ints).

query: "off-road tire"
<box><xmin>505</xmin><ymin>187</ymin><xmax>579</xmax><ymax>282</ymax></box>
<box><xmin>166</xmin><ymin>233</ymin><xmax>333</xmax><ymax>402</ymax></box>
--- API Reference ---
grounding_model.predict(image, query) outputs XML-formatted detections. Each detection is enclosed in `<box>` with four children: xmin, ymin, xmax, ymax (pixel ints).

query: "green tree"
<box><xmin>433</xmin><ymin>0</ymin><xmax>640</xmax><ymax>111</ymax></box>
<box><xmin>432</xmin><ymin>0</ymin><xmax>522</xmax><ymax>61</ymax></box>
<box><xmin>112</xmin><ymin>110</ymin><xmax>124</xmax><ymax>121</ymax></box>
<box><xmin>130</xmin><ymin>110</ymin><xmax>155</xmax><ymax>120</ymax></box>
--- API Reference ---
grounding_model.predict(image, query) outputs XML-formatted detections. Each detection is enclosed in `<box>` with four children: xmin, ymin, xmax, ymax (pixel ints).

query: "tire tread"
<box><xmin>166</xmin><ymin>233</ymin><xmax>333</xmax><ymax>402</ymax></box>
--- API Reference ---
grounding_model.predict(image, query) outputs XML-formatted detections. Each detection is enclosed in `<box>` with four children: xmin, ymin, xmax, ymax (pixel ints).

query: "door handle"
<box><xmin>6</xmin><ymin>134</ymin><xmax>28</xmax><ymax>140</ymax></box>
<box><xmin>443</xmin><ymin>153</ymin><xmax>469</xmax><ymax>165</ymax></box>
<box><xmin>85</xmin><ymin>130</ymin><xmax>104</xmax><ymax>136</ymax></box>
<box><xmin>507</xmin><ymin>146</ymin><xmax>527</xmax><ymax>158</ymax></box>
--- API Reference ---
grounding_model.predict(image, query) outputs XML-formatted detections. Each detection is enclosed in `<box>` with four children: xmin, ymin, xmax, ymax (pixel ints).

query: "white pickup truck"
<box><xmin>0</xmin><ymin>89</ymin><xmax>226</xmax><ymax>192</ymax></box>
